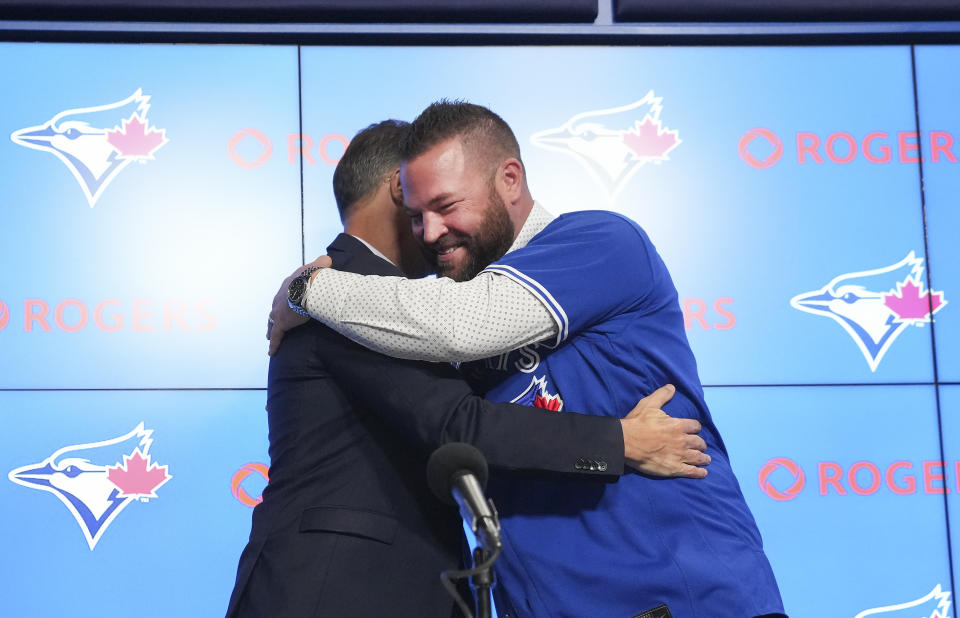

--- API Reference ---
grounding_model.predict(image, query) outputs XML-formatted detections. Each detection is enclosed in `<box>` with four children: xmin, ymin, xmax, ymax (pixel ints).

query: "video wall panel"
<box><xmin>0</xmin><ymin>390</ymin><xmax>268</xmax><ymax>618</ymax></box>
<box><xmin>1</xmin><ymin>41</ymin><xmax>955</xmax><ymax>616</ymax></box>
<box><xmin>708</xmin><ymin>385</ymin><xmax>952</xmax><ymax>617</ymax></box>
<box><xmin>942</xmin><ymin>385</ymin><xmax>960</xmax><ymax>596</ymax></box>
<box><xmin>0</xmin><ymin>43</ymin><xmax>302</xmax><ymax>389</ymax></box>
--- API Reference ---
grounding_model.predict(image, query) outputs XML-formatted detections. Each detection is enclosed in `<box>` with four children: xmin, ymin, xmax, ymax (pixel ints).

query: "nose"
<box><xmin>421</xmin><ymin>211</ymin><xmax>448</xmax><ymax>245</ymax></box>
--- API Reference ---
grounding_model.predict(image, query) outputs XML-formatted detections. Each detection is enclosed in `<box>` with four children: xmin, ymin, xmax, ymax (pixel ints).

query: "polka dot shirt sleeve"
<box><xmin>301</xmin><ymin>269</ymin><xmax>559</xmax><ymax>363</ymax></box>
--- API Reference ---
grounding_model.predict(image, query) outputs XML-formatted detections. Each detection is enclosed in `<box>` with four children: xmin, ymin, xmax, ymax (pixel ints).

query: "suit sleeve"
<box><xmin>317</xmin><ymin>327</ymin><xmax>624</xmax><ymax>478</ymax></box>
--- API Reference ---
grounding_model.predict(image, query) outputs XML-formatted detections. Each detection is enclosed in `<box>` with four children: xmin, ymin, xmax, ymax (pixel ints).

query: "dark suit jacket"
<box><xmin>226</xmin><ymin>234</ymin><xmax>624</xmax><ymax>618</ymax></box>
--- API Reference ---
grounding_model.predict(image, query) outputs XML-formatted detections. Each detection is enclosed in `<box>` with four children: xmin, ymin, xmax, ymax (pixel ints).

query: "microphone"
<box><xmin>427</xmin><ymin>442</ymin><xmax>502</xmax><ymax>552</ymax></box>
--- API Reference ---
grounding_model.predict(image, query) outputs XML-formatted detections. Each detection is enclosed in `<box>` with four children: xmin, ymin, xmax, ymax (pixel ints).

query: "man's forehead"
<box><xmin>400</xmin><ymin>138</ymin><xmax>471</xmax><ymax>201</ymax></box>
<box><xmin>402</xmin><ymin>138</ymin><xmax>466</xmax><ymax>176</ymax></box>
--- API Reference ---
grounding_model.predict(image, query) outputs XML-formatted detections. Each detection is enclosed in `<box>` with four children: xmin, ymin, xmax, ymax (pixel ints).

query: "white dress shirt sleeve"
<box><xmin>302</xmin><ymin>268</ymin><xmax>559</xmax><ymax>362</ymax></box>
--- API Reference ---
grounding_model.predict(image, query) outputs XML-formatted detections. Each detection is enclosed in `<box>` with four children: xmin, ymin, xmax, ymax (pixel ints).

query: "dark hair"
<box><xmin>333</xmin><ymin>119</ymin><xmax>410</xmax><ymax>221</ymax></box>
<box><xmin>401</xmin><ymin>100</ymin><xmax>522</xmax><ymax>175</ymax></box>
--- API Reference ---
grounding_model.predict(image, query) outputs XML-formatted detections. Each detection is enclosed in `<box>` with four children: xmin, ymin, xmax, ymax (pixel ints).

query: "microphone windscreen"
<box><xmin>426</xmin><ymin>442</ymin><xmax>489</xmax><ymax>505</ymax></box>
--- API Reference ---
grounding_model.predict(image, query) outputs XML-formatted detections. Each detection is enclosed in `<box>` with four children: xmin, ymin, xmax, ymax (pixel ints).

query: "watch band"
<box><xmin>287</xmin><ymin>266</ymin><xmax>322</xmax><ymax>317</ymax></box>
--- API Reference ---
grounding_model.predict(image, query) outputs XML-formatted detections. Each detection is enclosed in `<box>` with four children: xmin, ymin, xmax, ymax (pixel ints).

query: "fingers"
<box><xmin>679</xmin><ymin>447</ymin><xmax>711</xmax><ymax>478</ymax></box>
<box><xmin>621</xmin><ymin>408</ymin><xmax>712</xmax><ymax>479</ymax></box>
<box><xmin>685</xmin><ymin>448</ymin><xmax>711</xmax><ymax>466</ymax></box>
<box><xmin>673</xmin><ymin>447</ymin><xmax>711</xmax><ymax>478</ymax></box>
<box><xmin>268</xmin><ymin>325</ymin><xmax>285</xmax><ymax>356</ymax></box>
<box><xmin>290</xmin><ymin>256</ymin><xmax>330</xmax><ymax>276</ymax></box>
<box><xmin>676</xmin><ymin>464</ymin><xmax>709</xmax><ymax>479</ymax></box>
<box><xmin>624</xmin><ymin>456</ymin><xmax>710</xmax><ymax>479</ymax></box>
<box><xmin>624</xmin><ymin>384</ymin><xmax>676</xmax><ymax>419</ymax></box>
<box><xmin>678</xmin><ymin>418</ymin><xmax>702</xmax><ymax>435</ymax></box>
<box><xmin>642</xmin><ymin>383</ymin><xmax>676</xmax><ymax>409</ymax></box>
<box><xmin>626</xmin><ymin>448</ymin><xmax>711</xmax><ymax>479</ymax></box>
<box><xmin>306</xmin><ymin>255</ymin><xmax>332</xmax><ymax>269</ymax></box>
<box><xmin>686</xmin><ymin>433</ymin><xmax>707</xmax><ymax>453</ymax></box>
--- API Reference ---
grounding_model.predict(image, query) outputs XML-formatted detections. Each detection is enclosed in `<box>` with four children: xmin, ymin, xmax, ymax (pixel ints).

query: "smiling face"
<box><xmin>400</xmin><ymin>137</ymin><xmax>515</xmax><ymax>281</ymax></box>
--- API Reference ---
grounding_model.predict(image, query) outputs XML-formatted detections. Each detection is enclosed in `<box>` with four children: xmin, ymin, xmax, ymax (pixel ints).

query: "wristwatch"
<box><xmin>287</xmin><ymin>266</ymin><xmax>322</xmax><ymax>317</ymax></box>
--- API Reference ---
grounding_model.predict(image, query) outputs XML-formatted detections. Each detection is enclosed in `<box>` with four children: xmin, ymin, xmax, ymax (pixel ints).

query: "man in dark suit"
<box><xmin>227</xmin><ymin>120</ymin><xmax>708</xmax><ymax>617</ymax></box>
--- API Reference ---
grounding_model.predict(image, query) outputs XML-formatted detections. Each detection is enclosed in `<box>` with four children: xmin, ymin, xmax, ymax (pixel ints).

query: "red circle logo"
<box><xmin>738</xmin><ymin>128</ymin><xmax>783</xmax><ymax>169</ymax></box>
<box><xmin>758</xmin><ymin>457</ymin><xmax>805</xmax><ymax>501</ymax></box>
<box><xmin>231</xmin><ymin>462</ymin><xmax>269</xmax><ymax>507</ymax></box>
<box><xmin>227</xmin><ymin>129</ymin><xmax>273</xmax><ymax>170</ymax></box>
<box><xmin>0</xmin><ymin>300</ymin><xmax>8</xmax><ymax>331</ymax></box>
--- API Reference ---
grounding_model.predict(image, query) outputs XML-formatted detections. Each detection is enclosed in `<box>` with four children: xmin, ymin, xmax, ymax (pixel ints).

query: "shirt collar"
<box><xmin>349</xmin><ymin>234</ymin><xmax>397</xmax><ymax>267</ymax></box>
<box><xmin>507</xmin><ymin>201</ymin><xmax>555</xmax><ymax>254</ymax></box>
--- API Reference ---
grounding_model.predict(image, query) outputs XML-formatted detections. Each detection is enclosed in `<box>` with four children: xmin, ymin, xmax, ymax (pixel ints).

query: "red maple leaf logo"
<box><xmin>622</xmin><ymin>116</ymin><xmax>680</xmax><ymax>159</ymax></box>
<box><xmin>883</xmin><ymin>277</ymin><xmax>946</xmax><ymax>322</ymax></box>
<box><xmin>107</xmin><ymin>448</ymin><xmax>171</xmax><ymax>499</ymax></box>
<box><xmin>534</xmin><ymin>391</ymin><xmax>563</xmax><ymax>412</ymax></box>
<box><xmin>106</xmin><ymin>114</ymin><xmax>167</xmax><ymax>159</ymax></box>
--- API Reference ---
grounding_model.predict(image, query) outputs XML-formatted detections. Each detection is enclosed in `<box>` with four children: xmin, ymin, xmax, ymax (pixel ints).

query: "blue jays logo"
<box><xmin>510</xmin><ymin>375</ymin><xmax>564</xmax><ymax>412</ymax></box>
<box><xmin>791</xmin><ymin>252</ymin><xmax>947</xmax><ymax>371</ymax></box>
<box><xmin>10</xmin><ymin>89</ymin><xmax>168</xmax><ymax>207</ymax></box>
<box><xmin>8</xmin><ymin>423</ymin><xmax>171</xmax><ymax>550</ymax></box>
<box><xmin>530</xmin><ymin>91</ymin><xmax>681</xmax><ymax>201</ymax></box>
<box><xmin>855</xmin><ymin>584</ymin><xmax>951</xmax><ymax>618</ymax></box>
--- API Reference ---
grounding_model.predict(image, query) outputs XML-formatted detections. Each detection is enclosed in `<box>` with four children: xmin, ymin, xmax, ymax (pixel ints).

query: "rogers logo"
<box><xmin>759</xmin><ymin>457</ymin><xmax>959</xmax><ymax>500</ymax></box>
<box><xmin>227</xmin><ymin>129</ymin><xmax>349</xmax><ymax>170</ymax></box>
<box><xmin>3</xmin><ymin>298</ymin><xmax>215</xmax><ymax>333</ymax></box>
<box><xmin>231</xmin><ymin>462</ymin><xmax>269</xmax><ymax>508</ymax></box>
<box><xmin>758</xmin><ymin>457</ymin><xmax>805</xmax><ymax>501</ymax></box>
<box><xmin>739</xmin><ymin>128</ymin><xmax>960</xmax><ymax>168</ymax></box>
<box><xmin>738</xmin><ymin>128</ymin><xmax>783</xmax><ymax>169</ymax></box>
<box><xmin>682</xmin><ymin>297</ymin><xmax>736</xmax><ymax>331</ymax></box>
<box><xmin>227</xmin><ymin>129</ymin><xmax>273</xmax><ymax>170</ymax></box>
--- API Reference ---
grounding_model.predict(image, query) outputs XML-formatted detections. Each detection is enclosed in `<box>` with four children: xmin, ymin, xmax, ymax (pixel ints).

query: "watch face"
<box><xmin>288</xmin><ymin>276</ymin><xmax>307</xmax><ymax>306</ymax></box>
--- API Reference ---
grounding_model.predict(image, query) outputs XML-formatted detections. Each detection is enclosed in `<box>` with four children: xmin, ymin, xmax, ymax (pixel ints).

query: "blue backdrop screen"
<box><xmin>0</xmin><ymin>42</ymin><xmax>955</xmax><ymax>617</ymax></box>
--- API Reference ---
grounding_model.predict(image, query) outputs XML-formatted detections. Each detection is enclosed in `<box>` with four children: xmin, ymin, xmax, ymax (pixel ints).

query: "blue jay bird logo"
<box><xmin>530</xmin><ymin>91</ymin><xmax>681</xmax><ymax>201</ymax></box>
<box><xmin>854</xmin><ymin>584</ymin><xmax>951</xmax><ymax>618</ymax></box>
<box><xmin>791</xmin><ymin>252</ymin><xmax>947</xmax><ymax>371</ymax></box>
<box><xmin>8</xmin><ymin>423</ymin><xmax>171</xmax><ymax>550</ymax></box>
<box><xmin>510</xmin><ymin>375</ymin><xmax>564</xmax><ymax>411</ymax></box>
<box><xmin>10</xmin><ymin>89</ymin><xmax>168</xmax><ymax>207</ymax></box>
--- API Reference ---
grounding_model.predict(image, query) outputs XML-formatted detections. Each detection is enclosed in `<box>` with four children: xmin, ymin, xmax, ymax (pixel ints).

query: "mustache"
<box><xmin>423</xmin><ymin>234</ymin><xmax>467</xmax><ymax>254</ymax></box>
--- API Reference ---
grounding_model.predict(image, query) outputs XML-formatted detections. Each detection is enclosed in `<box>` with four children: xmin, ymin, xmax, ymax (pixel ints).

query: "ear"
<box><xmin>388</xmin><ymin>168</ymin><xmax>404</xmax><ymax>206</ymax></box>
<box><xmin>497</xmin><ymin>157</ymin><xmax>524</xmax><ymax>202</ymax></box>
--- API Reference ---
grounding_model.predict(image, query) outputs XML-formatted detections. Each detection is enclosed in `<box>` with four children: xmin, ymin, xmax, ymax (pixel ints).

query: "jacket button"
<box><xmin>598</xmin><ymin>461</ymin><xmax>608</xmax><ymax>472</ymax></box>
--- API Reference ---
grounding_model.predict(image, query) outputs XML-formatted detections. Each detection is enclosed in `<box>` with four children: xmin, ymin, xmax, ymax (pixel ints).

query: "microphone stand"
<box><xmin>471</xmin><ymin>546</ymin><xmax>494</xmax><ymax>618</ymax></box>
<box><xmin>439</xmin><ymin>534</ymin><xmax>501</xmax><ymax>618</ymax></box>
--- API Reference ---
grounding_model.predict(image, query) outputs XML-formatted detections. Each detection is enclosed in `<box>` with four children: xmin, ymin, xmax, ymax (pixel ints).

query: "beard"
<box><xmin>429</xmin><ymin>189</ymin><xmax>515</xmax><ymax>282</ymax></box>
